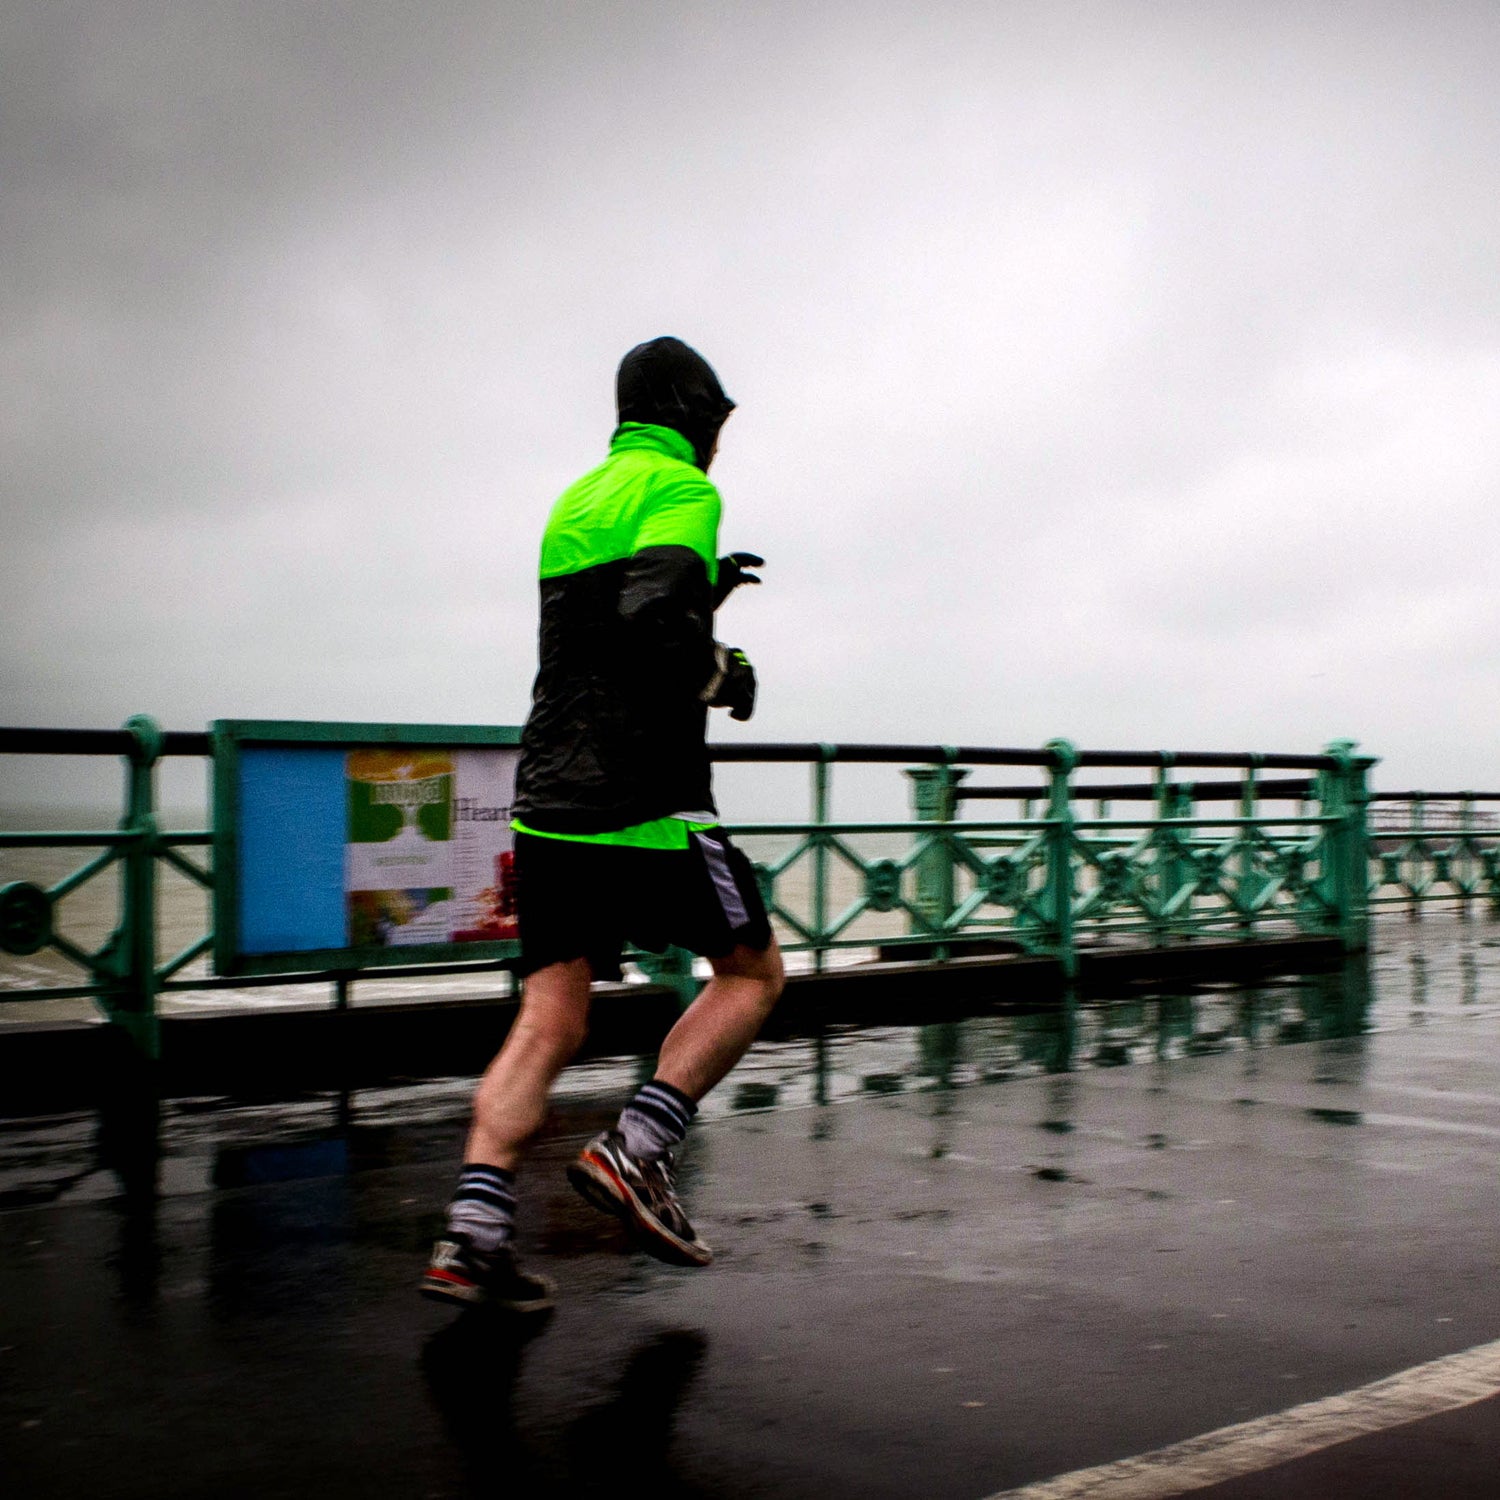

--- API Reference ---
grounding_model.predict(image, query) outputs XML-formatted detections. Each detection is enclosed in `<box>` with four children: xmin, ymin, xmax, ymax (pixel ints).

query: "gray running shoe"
<box><xmin>420</xmin><ymin>1235</ymin><xmax>555</xmax><ymax>1313</ymax></box>
<box><xmin>567</xmin><ymin>1130</ymin><xmax>713</xmax><ymax>1267</ymax></box>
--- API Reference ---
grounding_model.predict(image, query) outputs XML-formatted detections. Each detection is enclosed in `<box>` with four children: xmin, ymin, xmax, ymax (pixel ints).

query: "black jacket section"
<box><xmin>514</xmin><ymin>544</ymin><xmax>718</xmax><ymax>833</ymax></box>
<box><xmin>616</xmin><ymin>337</ymin><xmax>736</xmax><ymax>470</ymax></box>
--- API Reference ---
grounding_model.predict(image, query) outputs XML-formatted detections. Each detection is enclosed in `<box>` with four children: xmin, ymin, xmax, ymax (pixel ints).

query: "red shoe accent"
<box><xmin>583</xmin><ymin>1152</ymin><xmax>631</xmax><ymax>1202</ymax></box>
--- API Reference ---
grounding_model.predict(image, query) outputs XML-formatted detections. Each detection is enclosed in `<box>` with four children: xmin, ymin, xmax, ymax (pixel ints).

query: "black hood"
<box><xmin>616</xmin><ymin>336</ymin><xmax>735</xmax><ymax>470</ymax></box>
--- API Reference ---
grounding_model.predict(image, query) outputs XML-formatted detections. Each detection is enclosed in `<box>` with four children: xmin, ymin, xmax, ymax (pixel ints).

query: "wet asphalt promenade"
<box><xmin>4</xmin><ymin>915</ymin><xmax>1500</xmax><ymax>1498</ymax></box>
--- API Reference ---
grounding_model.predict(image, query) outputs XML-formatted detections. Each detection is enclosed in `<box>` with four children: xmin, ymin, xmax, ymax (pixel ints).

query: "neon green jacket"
<box><xmin>512</xmin><ymin>424</ymin><xmax>723</xmax><ymax>834</ymax></box>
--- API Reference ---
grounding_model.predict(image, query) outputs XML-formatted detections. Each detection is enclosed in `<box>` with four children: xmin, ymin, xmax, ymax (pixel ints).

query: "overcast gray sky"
<box><xmin>4</xmin><ymin>1</ymin><xmax>1499</xmax><ymax>795</ymax></box>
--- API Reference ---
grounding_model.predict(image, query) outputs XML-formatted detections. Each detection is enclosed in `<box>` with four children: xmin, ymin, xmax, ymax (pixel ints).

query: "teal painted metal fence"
<box><xmin>716</xmin><ymin>739</ymin><xmax>1374</xmax><ymax>977</ymax></box>
<box><xmin>1366</xmin><ymin>793</ymin><xmax>1500</xmax><ymax>909</ymax></box>
<box><xmin>2</xmin><ymin>717</ymin><xmax>1480</xmax><ymax>1058</ymax></box>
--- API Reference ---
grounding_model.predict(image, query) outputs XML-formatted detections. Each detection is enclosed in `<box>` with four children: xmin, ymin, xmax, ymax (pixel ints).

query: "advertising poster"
<box><xmin>226</xmin><ymin>734</ymin><xmax>521</xmax><ymax>966</ymax></box>
<box><xmin>344</xmin><ymin>747</ymin><xmax>519</xmax><ymax>947</ymax></box>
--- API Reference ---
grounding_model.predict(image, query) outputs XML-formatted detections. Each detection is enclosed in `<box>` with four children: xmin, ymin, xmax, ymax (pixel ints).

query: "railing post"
<box><xmin>811</xmin><ymin>747</ymin><xmax>834</xmax><ymax>972</ymax></box>
<box><xmin>907</xmin><ymin>758</ymin><xmax>967</xmax><ymax>947</ymax></box>
<box><xmin>1318</xmin><ymin>739</ymin><xmax>1371</xmax><ymax>953</ymax></box>
<box><xmin>1151</xmin><ymin>758</ymin><xmax>1187</xmax><ymax>943</ymax></box>
<box><xmin>105</xmin><ymin>715</ymin><xmax>163</xmax><ymax>1059</ymax></box>
<box><xmin>1043</xmin><ymin>739</ymin><xmax>1078</xmax><ymax>979</ymax></box>
<box><xmin>1237</xmin><ymin>760</ymin><xmax>1262</xmax><ymax>936</ymax></box>
<box><xmin>1161</xmin><ymin>775</ymin><xmax>1194</xmax><ymax>940</ymax></box>
<box><xmin>1459</xmin><ymin>794</ymin><xmax>1474</xmax><ymax>919</ymax></box>
<box><xmin>1409</xmin><ymin>794</ymin><xmax>1426</xmax><ymax>919</ymax></box>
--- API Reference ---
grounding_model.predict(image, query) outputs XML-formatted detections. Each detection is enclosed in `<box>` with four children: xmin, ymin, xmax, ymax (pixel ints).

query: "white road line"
<box><xmin>981</xmin><ymin>1337</ymin><xmax>1500</xmax><ymax>1500</ymax></box>
<box><xmin>1371</xmin><ymin>1084</ymin><xmax>1500</xmax><ymax>1110</ymax></box>
<box><xmin>1362</xmin><ymin>1111</ymin><xmax>1500</xmax><ymax>1140</ymax></box>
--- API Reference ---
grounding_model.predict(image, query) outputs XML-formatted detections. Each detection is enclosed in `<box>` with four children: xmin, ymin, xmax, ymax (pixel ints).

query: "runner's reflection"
<box><xmin>421</xmin><ymin>1314</ymin><xmax>549</xmax><ymax>1494</ymax></box>
<box><xmin>565</xmin><ymin>1329</ymin><xmax>707</xmax><ymax>1493</ymax></box>
<box><xmin>421</xmin><ymin>1322</ymin><xmax>707</xmax><ymax>1498</ymax></box>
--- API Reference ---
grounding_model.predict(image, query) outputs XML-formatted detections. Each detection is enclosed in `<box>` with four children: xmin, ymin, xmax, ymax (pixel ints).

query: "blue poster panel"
<box><xmin>214</xmin><ymin>723</ymin><xmax>522</xmax><ymax>974</ymax></box>
<box><xmin>237</xmin><ymin>748</ymin><xmax>346</xmax><ymax>954</ymax></box>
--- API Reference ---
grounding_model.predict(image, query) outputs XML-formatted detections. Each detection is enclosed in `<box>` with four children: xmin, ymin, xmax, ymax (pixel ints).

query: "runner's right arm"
<box><xmin>618</xmin><ymin>471</ymin><xmax>723</xmax><ymax>700</ymax></box>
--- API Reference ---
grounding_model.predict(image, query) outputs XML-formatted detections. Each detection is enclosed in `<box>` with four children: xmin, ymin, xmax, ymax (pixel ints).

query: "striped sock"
<box><xmin>617</xmin><ymin>1078</ymin><xmax>698</xmax><ymax>1160</ymax></box>
<box><xmin>446</xmin><ymin>1163</ymin><xmax>516</xmax><ymax>1253</ymax></box>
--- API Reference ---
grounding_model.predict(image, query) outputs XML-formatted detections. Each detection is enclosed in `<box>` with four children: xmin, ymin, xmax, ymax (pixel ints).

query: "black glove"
<box><xmin>712</xmin><ymin>551</ymin><xmax>764</xmax><ymax>609</ymax></box>
<box><xmin>700</xmin><ymin>643</ymin><xmax>757</xmax><ymax>721</ymax></box>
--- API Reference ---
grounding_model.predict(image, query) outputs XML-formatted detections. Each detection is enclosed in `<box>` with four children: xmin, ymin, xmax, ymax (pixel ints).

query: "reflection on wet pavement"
<box><xmin>1</xmin><ymin>912</ymin><xmax>1495</xmax><ymax>1216</ymax></box>
<box><xmin>4</xmin><ymin>911</ymin><xmax>1500</xmax><ymax>1498</ymax></box>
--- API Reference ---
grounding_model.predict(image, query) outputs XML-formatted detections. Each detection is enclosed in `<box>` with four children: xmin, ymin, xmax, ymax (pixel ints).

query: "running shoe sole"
<box><xmin>419</xmin><ymin>1274</ymin><xmax>554</xmax><ymax>1314</ymax></box>
<box><xmin>567</xmin><ymin>1149</ymin><xmax>713</xmax><ymax>1267</ymax></box>
<box><xmin>419</xmin><ymin>1251</ymin><xmax>555</xmax><ymax>1313</ymax></box>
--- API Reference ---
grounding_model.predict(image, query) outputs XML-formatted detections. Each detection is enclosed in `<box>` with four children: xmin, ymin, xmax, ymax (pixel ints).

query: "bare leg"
<box><xmin>653</xmin><ymin>937</ymin><xmax>785</xmax><ymax>1102</ymax></box>
<box><xmin>464</xmin><ymin>958</ymin><xmax>592</xmax><ymax>1170</ymax></box>
<box><xmin>564</xmin><ymin>939</ymin><xmax>783</xmax><ymax>1267</ymax></box>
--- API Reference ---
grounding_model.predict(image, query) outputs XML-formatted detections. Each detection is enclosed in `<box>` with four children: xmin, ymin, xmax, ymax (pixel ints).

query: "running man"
<box><xmin>422</xmin><ymin>337</ymin><xmax>785</xmax><ymax>1312</ymax></box>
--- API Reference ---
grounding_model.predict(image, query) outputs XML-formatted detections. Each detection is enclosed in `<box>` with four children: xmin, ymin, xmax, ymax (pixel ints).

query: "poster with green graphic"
<box><xmin>344</xmin><ymin>747</ymin><xmax>518</xmax><ymax>947</ymax></box>
<box><xmin>212</xmin><ymin>721</ymin><xmax>524</xmax><ymax>977</ymax></box>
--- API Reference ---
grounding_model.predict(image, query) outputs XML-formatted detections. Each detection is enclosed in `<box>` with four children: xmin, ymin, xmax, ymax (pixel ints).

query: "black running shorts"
<box><xmin>513</xmin><ymin>827</ymin><xmax>774</xmax><ymax>980</ymax></box>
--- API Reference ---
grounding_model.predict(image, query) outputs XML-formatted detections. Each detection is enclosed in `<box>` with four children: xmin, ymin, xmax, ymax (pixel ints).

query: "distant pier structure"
<box><xmin>1369</xmin><ymin>796</ymin><xmax>1500</xmax><ymax>833</ymax></box>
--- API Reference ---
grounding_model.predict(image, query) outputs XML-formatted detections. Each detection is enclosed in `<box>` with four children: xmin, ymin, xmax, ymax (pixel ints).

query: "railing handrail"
<box><xmin>1369</xmin><ymin>791</ymin><xmax>1500</xmax><ymax>803</ymax></box>
<box><xmin>713</xmin><ymin>743</ymin><xmax>1353</xmax><ymax>770</ymax></box>
<box><xmin>709</xmin><ymin>742</ymin><xmax>1054</xmax><ymax>766</ymax></box>
<box><xmin>0</xmin><ymin>726</ymin><xmax>1360</xmax><ymax>773</ymax></box>
<box><xmin>0</xmin><ymin>727</ymin><xmax>208</xmax><ymax>757</ymax></box>
<box><xmin>958</xmin><ymin>777</ymin><xmax>1319</xmax><ymax>803</ymax></box>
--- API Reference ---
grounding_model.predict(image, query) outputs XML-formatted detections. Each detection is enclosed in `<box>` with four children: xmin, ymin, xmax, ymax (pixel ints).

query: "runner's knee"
<box><xmin>512</xmin><ymin>1003</ymin><xmax>589</xmax><ymax>1062</ymax></box>
<box><xmin>758</xmin><ymin>944</ymin><xmax>786</xmax><ymax>1003</ymax></box>
<box><xmin>711</xmin><ymin>941</ymin><xmax>785</xmax><ymax>1008</ymax></box>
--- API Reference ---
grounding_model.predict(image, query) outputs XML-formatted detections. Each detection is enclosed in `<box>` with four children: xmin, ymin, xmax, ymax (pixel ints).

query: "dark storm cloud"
<box><xmin>3</xmin><ymin>1</ymin><xmax>1499</xmax><ymax>795</ymax></box>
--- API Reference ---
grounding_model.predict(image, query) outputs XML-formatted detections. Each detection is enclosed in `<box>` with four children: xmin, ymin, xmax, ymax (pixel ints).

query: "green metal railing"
<box><xmin>1366</xmin><ymin>792</ymin><xmax>1500</xmax><ymax>910</ymax></box>
<box><xmin>0</xmin><ymin>721</ymin><xmax>528</xmax><ymax>1056</ymax></box>
<box><xmin>2</xmin><ymin>718</ymin><xmax>1467</xmax><ymax>1058</ymax></box>
<box><xmin>715</xmin><ymin>739</ymin><xmax>1374</xmax><ymax>977</ymax></box>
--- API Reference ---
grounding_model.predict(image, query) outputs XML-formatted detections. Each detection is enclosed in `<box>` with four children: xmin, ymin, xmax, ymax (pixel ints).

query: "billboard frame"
<box><xmin>211</xmin><ymin>719</ymin><xmax>524</xmax><ymax>978</ymax></box>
